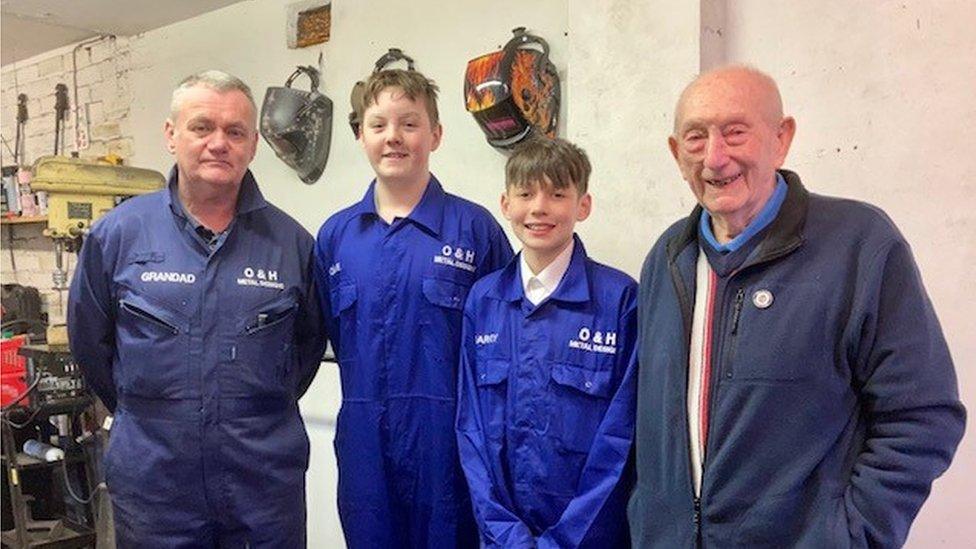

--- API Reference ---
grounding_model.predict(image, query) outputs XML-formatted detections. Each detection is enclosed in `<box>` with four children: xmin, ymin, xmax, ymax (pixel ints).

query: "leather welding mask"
<box><xmin>348</xmin><ymin>48</ymin><xmax>416</xmax><ymax>138</ymax></box>
<box><xmin>260</xmin><ymin>66</ymin><xmax>333</xmax><ymax>184</ymax></box>
<box><xmin>465</xmin><ymin>27</ymin><xmax>560</xmax><ymax>150</ymax></box>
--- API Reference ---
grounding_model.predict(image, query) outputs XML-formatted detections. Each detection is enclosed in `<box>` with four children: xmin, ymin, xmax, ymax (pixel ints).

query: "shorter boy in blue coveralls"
<box><xmin>456</xmin><ymin>138</ymin><xmax>637</xmax><ymax>548</ymax></box>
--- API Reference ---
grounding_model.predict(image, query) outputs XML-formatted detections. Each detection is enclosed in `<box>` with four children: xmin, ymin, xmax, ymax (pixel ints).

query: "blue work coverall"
<box><xmin>314</xmin><ymin>176</ymin><xmax>513</xmax><ymax>548</ymax></box>
<box><xmin>67</xmin><ymin>169</ymin><xmax>326</xmax><ymax>548</ymax></box>
<box><xmin>457</xmin><ymin>237</ymin><xmax>638</xmax><ymax>548</ymax></box>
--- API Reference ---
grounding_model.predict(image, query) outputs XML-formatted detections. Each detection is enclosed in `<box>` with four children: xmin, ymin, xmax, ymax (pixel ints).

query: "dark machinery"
<box><xmin>2</xmin><ymin>343</ymin><xmax>100</xmax><ymax>548</ymax></box>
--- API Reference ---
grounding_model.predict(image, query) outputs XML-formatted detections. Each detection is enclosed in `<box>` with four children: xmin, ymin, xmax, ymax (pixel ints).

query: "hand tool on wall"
<box><xmin>15</xmin><ymin>94</ymin><xmax>28</xmax><ymax>166</ymax></box>
<box><xmin>53</xmin><ymin>84</ymin><xmax>69</xmax><ymax>156</ymax></box>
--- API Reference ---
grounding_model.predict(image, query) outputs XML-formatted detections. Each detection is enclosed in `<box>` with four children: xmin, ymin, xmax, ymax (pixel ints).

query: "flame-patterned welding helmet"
<box><xmin>464</xmin><ymin>27</ymin><xmax>560</xmax><ymax>150</ymax></box>
<box><xmin>260</xmin><ymin>66</ymin><xmax>333</xmax><ymax>184</ymax></box>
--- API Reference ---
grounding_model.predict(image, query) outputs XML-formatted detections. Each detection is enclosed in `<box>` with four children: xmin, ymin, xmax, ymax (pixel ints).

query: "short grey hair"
<box><xmin>169</xmin><ymin>69</ymin><xmax>257</xmax><ymax>121</ymax></box>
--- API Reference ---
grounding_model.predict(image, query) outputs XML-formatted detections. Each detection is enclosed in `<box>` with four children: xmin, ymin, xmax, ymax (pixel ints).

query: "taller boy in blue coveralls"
<box><xmin>457</xmin><ymin>138</ymin><xmax>638</xmax><ymax>548</ymax></box>
<box><xmin>314</xmin><ymin>69</ymin><xmax>513</xmax><ymax>547</ymax></box>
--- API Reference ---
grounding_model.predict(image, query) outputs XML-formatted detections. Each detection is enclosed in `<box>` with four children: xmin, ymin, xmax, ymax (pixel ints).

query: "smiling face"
<box><xmin>669</xmin><ymin>68</ymin><xmax>795</xmax><ymax>239</ymax></box>
<box><xmin>359</xmin><ymin>86</ymin><xmax>442</xmax><ymax>189</ymax></box>
<box><xmin>501</xmin><ymin>177</ymin><xmax>591</xmax><ymax>272</ymax></box>
<box><xmin>164</xmin><ymin>85</ymin><xmax>257</xmax><ymax>191</ymax></box>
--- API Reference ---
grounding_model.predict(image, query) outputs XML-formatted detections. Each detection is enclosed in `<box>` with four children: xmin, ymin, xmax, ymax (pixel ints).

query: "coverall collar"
<box><xmin>351</xmin><ymin>175</ymin><xmax>447</xmax><ymax>236</ymax></box>
<box><xmin>490</xmin><ymin>234</ymin><xmax>591</xmax><ymax>304</ymax></box>
<box><xmin>165</xmin><ymin>166</ymin><xmax>269</xmax><ymax>219</ymax></box>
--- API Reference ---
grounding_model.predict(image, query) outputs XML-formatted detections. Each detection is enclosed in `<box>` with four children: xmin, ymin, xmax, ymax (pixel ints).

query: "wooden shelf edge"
<box><xmin>0</xmin><ymin>215</ymin><xmax>47</xmax><ymax>225</ymax></box>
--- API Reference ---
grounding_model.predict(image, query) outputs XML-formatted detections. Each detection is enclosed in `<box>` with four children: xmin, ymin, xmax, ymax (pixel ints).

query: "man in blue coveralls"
<box><xmin>457</xmin><ymin>137</ymin><xmax>637</xmax><ymax>548</ymax></box>
<box><xmin>314</xmin><ymin>69</ymin><xmax>512</xmax><ymax>547</ymax></box>
<box><xmin>68</xmin><ymin>70</ymin><xmax>326</xmax><ymax>547</ymax></box>
<box><xmin>628</xmin><ymin>65</ymin><xmax>965</xmax><ymax>547</ymax></box>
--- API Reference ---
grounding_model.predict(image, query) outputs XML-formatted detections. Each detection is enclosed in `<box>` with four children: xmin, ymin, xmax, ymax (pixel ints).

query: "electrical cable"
<box><xmin>60</xmin><ymin>456</ymin><xmax>104</xmax><ymax>505</ymax></box>
<box><xmin>0</xmin><ymin>318</ymin><xmax>48</xmax><ymax>333</ymax></box>
<box><xmin>2</xmin><ymin>405</ymin><xmax>42</xmax><ymax>429</ymax></box>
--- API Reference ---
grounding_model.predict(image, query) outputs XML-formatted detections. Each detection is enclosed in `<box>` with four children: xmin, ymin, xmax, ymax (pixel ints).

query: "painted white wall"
<box><xmin>566</xmin><ymin>0</ymin><xmax>701</xmax><ymax>276</ymax></box>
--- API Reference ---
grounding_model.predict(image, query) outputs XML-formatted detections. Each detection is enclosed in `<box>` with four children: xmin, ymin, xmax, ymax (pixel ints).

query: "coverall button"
<box><xmin>585</xmin><ymin>381</ymin><xmax>593</xmax><ymax>388</ymax></box>
<box><xmin>479</xmin><ymin>373</ymin><xmax>486</xmax><ymax>380</ymax></box>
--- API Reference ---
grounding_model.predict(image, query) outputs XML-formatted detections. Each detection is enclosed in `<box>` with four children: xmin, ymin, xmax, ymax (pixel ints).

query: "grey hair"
<box><xmin>169</xmin><ymin>69</ymin><xmax>256</xmax><ymax>120</ymax></box>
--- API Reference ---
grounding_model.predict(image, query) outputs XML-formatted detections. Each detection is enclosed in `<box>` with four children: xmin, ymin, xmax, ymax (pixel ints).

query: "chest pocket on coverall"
<box><xmin>549</xmin><ymin>360</ymin><xmax>614</xmax><ymax>453</ymax></box>
<box><xmin>421</xmin><ymin>277</ymin><xmax>468</xmax><ymax>395</ymax></box>
<box><xmin>475</xmin><ymin>358</ymin><xmax>510</xmax><ymax>441</ymax></box>
<box><xmin>234</xmin><ymin>292</ymin><xmax>299</xmax><ymax>392</ymax></box>
<box><xmin>329</xmin><ymin>283</ymin><xmax>357</xmax><ymax>365</ymax></box>
<box><xmin>117</xmin><ymin>289</ymin><xmax>190</xmax><ymax>397</ymax></box>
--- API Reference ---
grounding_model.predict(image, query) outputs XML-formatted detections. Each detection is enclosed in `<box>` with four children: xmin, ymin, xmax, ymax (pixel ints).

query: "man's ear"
<box><xmin>247</xmin><ymin>129</ymin><xmax>258</xmax><ymax>163</ymax></box>
<box><xmin>668</xmin><ymin>135</ymin><xmax>680</xmax><ymax>163</ymax></box>
<box><xmin>164</xmin><ymin>119</ymin><xmax>176</xmax><ymax>154</ymax></box>
<box><xmin>776</xmin><ymin>116</ymin><xmax>796</xmax><ymax>166</ymax></box>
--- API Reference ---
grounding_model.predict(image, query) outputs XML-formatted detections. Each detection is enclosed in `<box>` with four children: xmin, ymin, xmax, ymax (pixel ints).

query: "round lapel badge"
<box><xmin>752</xmin><ymin>289</ymin><xmax>774</xmax><ymax>309</ymax></box>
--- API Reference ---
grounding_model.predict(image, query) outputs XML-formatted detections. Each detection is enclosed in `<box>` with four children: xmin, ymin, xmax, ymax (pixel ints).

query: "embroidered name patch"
<box><xmin>433</xmin><ymin>245</ymin><xmax>476</xmax><ymax>272</ymax></box>
<box><xmin>141</xmin><ymin>271</ymin><xmax>196</xmax><ymax>284</ymax></box>
<box><xmin>568</xmin><ymin>327</ymin><xmax>618</xmax><ymax>355</ymax></box>
<box><xmin>475</xmin><ymin>332</ymin><xmax>499</xmax><ymax>345</ymax></box>
<box><xmin>236</xmin><ymin>267</ymin><xmax>285</xmax><ymax>290</ymax></box>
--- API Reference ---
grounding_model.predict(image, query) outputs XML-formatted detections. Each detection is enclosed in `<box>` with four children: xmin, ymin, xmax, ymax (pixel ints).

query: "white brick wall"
<box><xmin>1</xmin><ymin>37</ymin><xmax>131</xmax><ymax>309</ymax></box>
<box><xmin>1</xmin><ymin>36</ymin><xmax>134</xmax><ymax>166</ymax></box>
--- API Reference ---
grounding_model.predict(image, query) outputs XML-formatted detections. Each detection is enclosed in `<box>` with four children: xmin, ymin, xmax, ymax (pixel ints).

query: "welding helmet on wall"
<box><xmin>260</xmin><ymin>65</ymin><xmax>333</xmax><ymax>184</ymax></box>
<box><xmin>348</xmin><ymin>48</ymin><xmax>416</xmax><ymax>138</ymax></box>
<box><xmin>464</xmin><ymin>27</ymin><xmax>560</xmax><ymax>150</ymax></box>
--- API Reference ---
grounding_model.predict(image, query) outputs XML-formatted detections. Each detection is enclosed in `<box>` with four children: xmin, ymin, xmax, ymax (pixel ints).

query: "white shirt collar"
<box><xmin>519</xmin><ymin>239</ymin><xmax>575</xmax><ymax>305</ymax></box>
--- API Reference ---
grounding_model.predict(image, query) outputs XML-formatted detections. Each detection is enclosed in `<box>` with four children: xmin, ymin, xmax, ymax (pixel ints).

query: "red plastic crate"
<box><xmin>1</xmin><ymin>335</ymin><xmax>30</xmax><ymax>408</ymax></box>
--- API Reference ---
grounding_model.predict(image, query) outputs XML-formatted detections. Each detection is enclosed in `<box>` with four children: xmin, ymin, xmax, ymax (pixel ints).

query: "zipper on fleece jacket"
<box><xmin>698</xmin><ymin>285</ymin><xmax>745</xmax><ymax>548</ymax></box>
<box><xmin>729</xmin><ymin>289</ymin><xmax>745</xmax><ymax>335</ymax></box>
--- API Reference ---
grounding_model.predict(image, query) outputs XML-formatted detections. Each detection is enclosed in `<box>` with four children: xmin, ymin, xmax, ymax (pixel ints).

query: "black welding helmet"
<box><xmin>464</xmin><ymin>27</ymin><xmax>560</xmax><ymax>150</ymax></box>
<box><xmin>260</xmin><ymin>66</ymin><xmax>333</xmax><ymax>184</ymax></box>
<box><xmin>349</xmin><ymin>48</ymin><xmax>416</xmax><ymax>138</ymax></box>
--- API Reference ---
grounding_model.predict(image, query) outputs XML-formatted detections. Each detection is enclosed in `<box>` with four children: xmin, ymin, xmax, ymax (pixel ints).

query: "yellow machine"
<box><xmin>30</xmin><ymin>155</ymin><xmax>165</xmax><ymax>239</ymax></box>
<box><xmin>29</xmin><ymin>155</ymin><xmax>165</xmax><ymax>342</ymax></box>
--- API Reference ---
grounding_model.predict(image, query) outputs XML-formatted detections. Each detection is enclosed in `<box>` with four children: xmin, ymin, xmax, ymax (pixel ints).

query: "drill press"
<box><xmin>29</xmin><ymin>155</ymin><xmax>165</xmax><ymax>343</ymax></box>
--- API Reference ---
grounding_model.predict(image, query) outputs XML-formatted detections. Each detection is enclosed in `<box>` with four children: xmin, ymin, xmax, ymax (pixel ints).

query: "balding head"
<box><xmin>674</xmin><ymin>65</ymin><xmax>785</xmax><ymax>135</ymax></box>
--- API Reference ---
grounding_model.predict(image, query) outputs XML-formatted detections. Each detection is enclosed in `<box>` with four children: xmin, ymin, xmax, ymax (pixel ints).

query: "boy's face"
<box><xmin>359</xmin><ymin>86</ymin><xmax>442</xmax><ymax>187</ymax></box>
<box><xmin>501</xmin><ymin>177</ymin><xmax>591</xmax><ymax>265</ymax></box>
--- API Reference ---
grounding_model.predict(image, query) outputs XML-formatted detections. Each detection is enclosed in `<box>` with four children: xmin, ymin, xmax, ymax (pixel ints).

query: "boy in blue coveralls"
<box><xmin>456</xmin><ymin>138</ymin><xmax>638</xmax><ymax>548</ymax></box>
<box><xmin>314</xmin><ymin>69</ymin><xmax>513</xmax><ymax>548</ymax></box>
